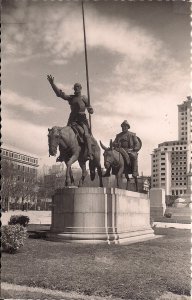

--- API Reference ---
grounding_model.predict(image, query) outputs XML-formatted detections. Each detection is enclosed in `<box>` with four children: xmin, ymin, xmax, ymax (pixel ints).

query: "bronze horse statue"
<box><xmin>100</xmin><ymin>139</ymin><xmax>142</xmax><ymax>191</ymax></box>
<box><xmin>48</xmin><ymin>126</ymin><xmax>103</xmax><ymax>187</ymax></box>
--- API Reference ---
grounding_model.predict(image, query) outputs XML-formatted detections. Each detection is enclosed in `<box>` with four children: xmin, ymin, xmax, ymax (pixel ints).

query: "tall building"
<box><xmin>151</xmin><ymin>97</ymin><xmax>191</xmax><ymax>198</ymax></box>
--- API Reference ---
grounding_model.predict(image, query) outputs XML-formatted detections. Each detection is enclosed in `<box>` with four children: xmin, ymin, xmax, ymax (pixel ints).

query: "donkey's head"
<box><xmin>100</xmin><ymin>139</ymin><xmax>114</xmax><ymax>169</ymax></box>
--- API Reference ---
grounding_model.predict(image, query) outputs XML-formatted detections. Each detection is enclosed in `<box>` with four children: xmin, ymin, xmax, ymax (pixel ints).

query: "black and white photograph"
<box><xmin>1</xmin><ymin>0</ymin><xmax>191</xmax><ymax>299</ymax></box>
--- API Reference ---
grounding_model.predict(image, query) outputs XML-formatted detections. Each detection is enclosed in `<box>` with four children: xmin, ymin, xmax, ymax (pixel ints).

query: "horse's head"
<box><xmin>48</xmin><ymin>126</ymin><xmax>60</xmax><ymax>156</ymax></box>
<box><xmin>100</xmin><ymin>140</ymin><xmax>115</xmax><ymax>169</ymax></box>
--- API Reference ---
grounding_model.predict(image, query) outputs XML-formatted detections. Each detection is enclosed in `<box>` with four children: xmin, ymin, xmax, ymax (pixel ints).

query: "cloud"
<box><xmin>2</xmin><ymin>89</ymin><xmax>54</xmax><ymax>114</ymax></box>
<box><xmin>2</xmin><ymin>117</ymin><xmax>50</xmax><ymax>157</ymax></box>
<box><xmin>1</xmin><ymin>2</ymin><xmax>168</xmax><ymax>65</ymax></box>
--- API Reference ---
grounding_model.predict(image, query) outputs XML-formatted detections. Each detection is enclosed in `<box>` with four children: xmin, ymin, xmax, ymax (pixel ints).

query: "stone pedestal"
<box><xmin>49</xmin><ymin>187</ymin><xmax>155</xmax><ymax>244</ymax></box>
<box><xmin>149</xmin><ymin>188</ymin><xmax>166</xmax><ymax>219</ymax></box>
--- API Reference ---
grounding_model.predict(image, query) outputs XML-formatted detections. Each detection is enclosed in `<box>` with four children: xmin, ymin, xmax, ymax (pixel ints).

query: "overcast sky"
<box><xmin>2</xmin><ymin>0</ymin><xmax>191</xmax><ymax>175</ymax></box>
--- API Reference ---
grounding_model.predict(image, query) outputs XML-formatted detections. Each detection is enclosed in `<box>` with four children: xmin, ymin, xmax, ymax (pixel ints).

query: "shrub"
<box><xmin>8</xmin><ymin>215</ymin><xmax>30</xmax><ymax>227</ymax></box>
<box><xmin>2</xmin><ymin>224</ymin><xmax>28</xmax><ymax>254</ymax></box>
<box><xmin>164</xmin><ymin>212</ymin><xmax>172</xmax><ymax>218</ymax></box>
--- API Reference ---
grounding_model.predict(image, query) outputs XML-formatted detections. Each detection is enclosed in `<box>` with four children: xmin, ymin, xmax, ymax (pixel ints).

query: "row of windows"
<box><xmin>172</xmin><ymin>190</ymin><xmax>186</xmax><ymax>196</ymax></box>
<box><xmin>171</xmin><ymin>177</ymin><xmax>186</xmax><ymax>181</ymax></box>
<box><xmin>172</xmin><ymin>173</ymin><xmax>186</xmax><ymax>176</ymax></box>
<box><xmin>172</xmin><ymin>151</ymin><xmax>187</xmax><ymax>154</ymax></box>
<box><xmin>17</xmin><ymin>176</ymin><xmax>35</xmax><ymax>183</ymax></box>
<box><xmin>172</xmin><ymin>162</ymin><xmax>187</xmax><ymax>165</ymax></box>
<box><xmin>2</xmin><ymin>150</ymin><xmax>38</xmax><ymax>164</ymax></box>
<box><xmin>171</xmin><ymin>157</ymin><xmax>187</xmax><ymax>160</ymax></box>
<box><xmin>153</xmin><ymin>164</ymin><xmax>188</xmax><ymax>172</ymax></box>
<box><xmin>17</xmin><ymin>165</ymin><xmax>36</xmax><ymax>173</ymax></box>
<box><xmin>172</xmin><ymin>182</ymin><xmax>187</xmax><ymax>186</ymax></box>
<box><xmin>172</xmin><ymin>167</ymin><xmax>187</xmax><ymax>170</ymax></box>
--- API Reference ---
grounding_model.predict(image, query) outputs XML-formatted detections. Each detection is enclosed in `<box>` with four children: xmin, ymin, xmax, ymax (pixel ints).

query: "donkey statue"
<box><xmin>48</xmin><ymin>126</ymin><xmax>103</xmax><ymax>187</ymax></box>
<box><xmin>100</xmin><ymin>139</ymin><xmax>142</xmax><ymax>191</ymax></box>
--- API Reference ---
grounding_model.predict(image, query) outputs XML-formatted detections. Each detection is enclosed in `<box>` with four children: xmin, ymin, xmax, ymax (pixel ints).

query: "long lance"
<box><xmin>82</xmin><ymin>1</ymin><xmax>92</xmax><ymax>134</ymax></box>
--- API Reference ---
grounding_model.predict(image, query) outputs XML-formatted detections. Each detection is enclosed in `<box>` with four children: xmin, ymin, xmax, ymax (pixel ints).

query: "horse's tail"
<box><xmin>89</xmin><ymin>159</ymin><xmax>96</xmax><ymax>181</ymax></box>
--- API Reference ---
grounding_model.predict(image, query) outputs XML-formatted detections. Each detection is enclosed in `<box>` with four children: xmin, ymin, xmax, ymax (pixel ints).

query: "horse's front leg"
<box><xmin>69</xmin><ymin>167</ymin><xmax>75</xmax><ymax>185</ymax></box>
<box><xmin>78</xmin><ymin>161</ymin><xmax>88</xmax><ymax>187</ymax></box>
<box><xmin>97</xmin><ymin>164</ymin><xmax>103</xmax><ymax>188</ymax></box>
<box><xmin>65</xmin><ymin>154</ymin><xmax>78</xmax><ymax>186</ymax></box>
<box><xmin>133</xmin><ymin>175</ymin><xmax>138</xmax><ymax>192</ymax></box>
<box><xmin>125</xmin><ymin>172</ymin><xmax>129</xmax><ymax>190</ymax></box>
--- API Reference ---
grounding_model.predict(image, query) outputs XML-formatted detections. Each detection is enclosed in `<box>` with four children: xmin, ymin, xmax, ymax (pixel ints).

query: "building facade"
<box><xmin>2</xmin><ymin>147</ymin><xmax>39</xmax><ymax>210</ymax></box>
<box><xmin>151</xmin><ymin>97</ymin><xmax>191</xmax><ymax>198</ymax></box>
<box><xmin>2</xmin><ymin>148</ymin><xmax>39</xmax><ymax>172</ymax></box>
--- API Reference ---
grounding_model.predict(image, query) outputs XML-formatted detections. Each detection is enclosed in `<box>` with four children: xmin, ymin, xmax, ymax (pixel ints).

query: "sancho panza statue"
<box><xmin>100</xmin><ymin>120</ymin><xmax>142</xmax><ymax>190</ymax></box>
<box><xmin>47</xmin><ymin>75</ymin><xmax>94</xmax><ymax>160</ymax></box>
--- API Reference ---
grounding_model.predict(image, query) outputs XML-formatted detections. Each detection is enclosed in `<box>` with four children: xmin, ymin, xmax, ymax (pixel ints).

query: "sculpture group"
<box><xmin>47</xmin><ymin>76</ymin><xmax>142</xmax><ymax>191</ymax></box>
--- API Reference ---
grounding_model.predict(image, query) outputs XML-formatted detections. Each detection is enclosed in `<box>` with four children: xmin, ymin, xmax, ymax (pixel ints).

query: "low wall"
<box><xmin>49</xmin><ymin>187</ymin><xmax>155</xmax><ymax>244</ymax></box>
<box><xmin>150</xmin><ymin>188</ymin><xmax>166</xmax><ymax>220</ymax></box>
<box><xmin>1</xmin><ymin>210</ymin><xmax>51</xmax><ymax>225</ymax></box>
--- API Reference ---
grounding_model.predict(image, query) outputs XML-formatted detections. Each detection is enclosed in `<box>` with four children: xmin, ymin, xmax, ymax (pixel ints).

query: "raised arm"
<box><xmin>47</xmin><ymin>75</ymin><xmax>71</xmax><ymax>101</ymax></box>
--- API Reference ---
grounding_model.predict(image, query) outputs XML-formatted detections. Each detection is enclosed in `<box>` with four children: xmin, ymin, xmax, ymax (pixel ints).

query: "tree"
<box><xmin>1</xmin><ymin>159</ymin><xmax>17</xmax><ymax>211</ymax></box>
<box><xmin>16</xmin><ymin>171</ymin><xmax>38</xmax><ymax>211</ymax></box>
<box><xmin>1</xmin><ymin>159</ymin><xmax>38</xmax><ymax>211</ymax></box>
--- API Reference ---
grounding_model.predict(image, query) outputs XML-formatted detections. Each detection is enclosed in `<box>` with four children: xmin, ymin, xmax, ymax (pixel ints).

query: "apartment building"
<box><xmin>151</xmin><ymin>96</ymin><xmax>191</xmax><ymax>198</ymax></box>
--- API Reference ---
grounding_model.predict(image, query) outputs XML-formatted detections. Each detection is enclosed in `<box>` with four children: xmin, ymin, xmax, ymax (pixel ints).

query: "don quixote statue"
<box><xmin>47</xmin><ymin>76</ymin><xmax>103</xmax><ymax>188</ymax></box>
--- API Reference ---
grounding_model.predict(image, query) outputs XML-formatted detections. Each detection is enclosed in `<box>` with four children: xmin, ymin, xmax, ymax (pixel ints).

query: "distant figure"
<box><xmin>47</xmin><ymin>75</ymin><xmax>94</xmax><ymax>160</ymax></box>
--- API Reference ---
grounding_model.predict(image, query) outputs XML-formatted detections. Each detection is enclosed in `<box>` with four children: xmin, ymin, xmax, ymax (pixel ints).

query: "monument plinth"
<box><xmin>49</xmin><ymin>187</ymin><xmax>155</xmax><ymax>244</ymax></box>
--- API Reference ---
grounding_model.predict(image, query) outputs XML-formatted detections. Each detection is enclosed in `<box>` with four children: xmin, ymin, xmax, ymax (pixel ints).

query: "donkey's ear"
<box><xmin>48</xmin><ymin>128</ymin><xmax>51</xmax><ymax>132</ymax></box>
<box><xmin>100</xmin><ymin>141</ymin><xmax>108</xmax><ymax>151</ymax></box>
<box><xmin>110</xmin><ymin>139</ymin><xmax>113</xmax><ymax>150</ymax></box>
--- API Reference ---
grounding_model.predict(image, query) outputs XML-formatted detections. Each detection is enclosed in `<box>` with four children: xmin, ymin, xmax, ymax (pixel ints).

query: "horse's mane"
<box><xmin>52</xmin><ymin>126</ymin><xmax>78</xmax><ymax>150</ymax></box>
